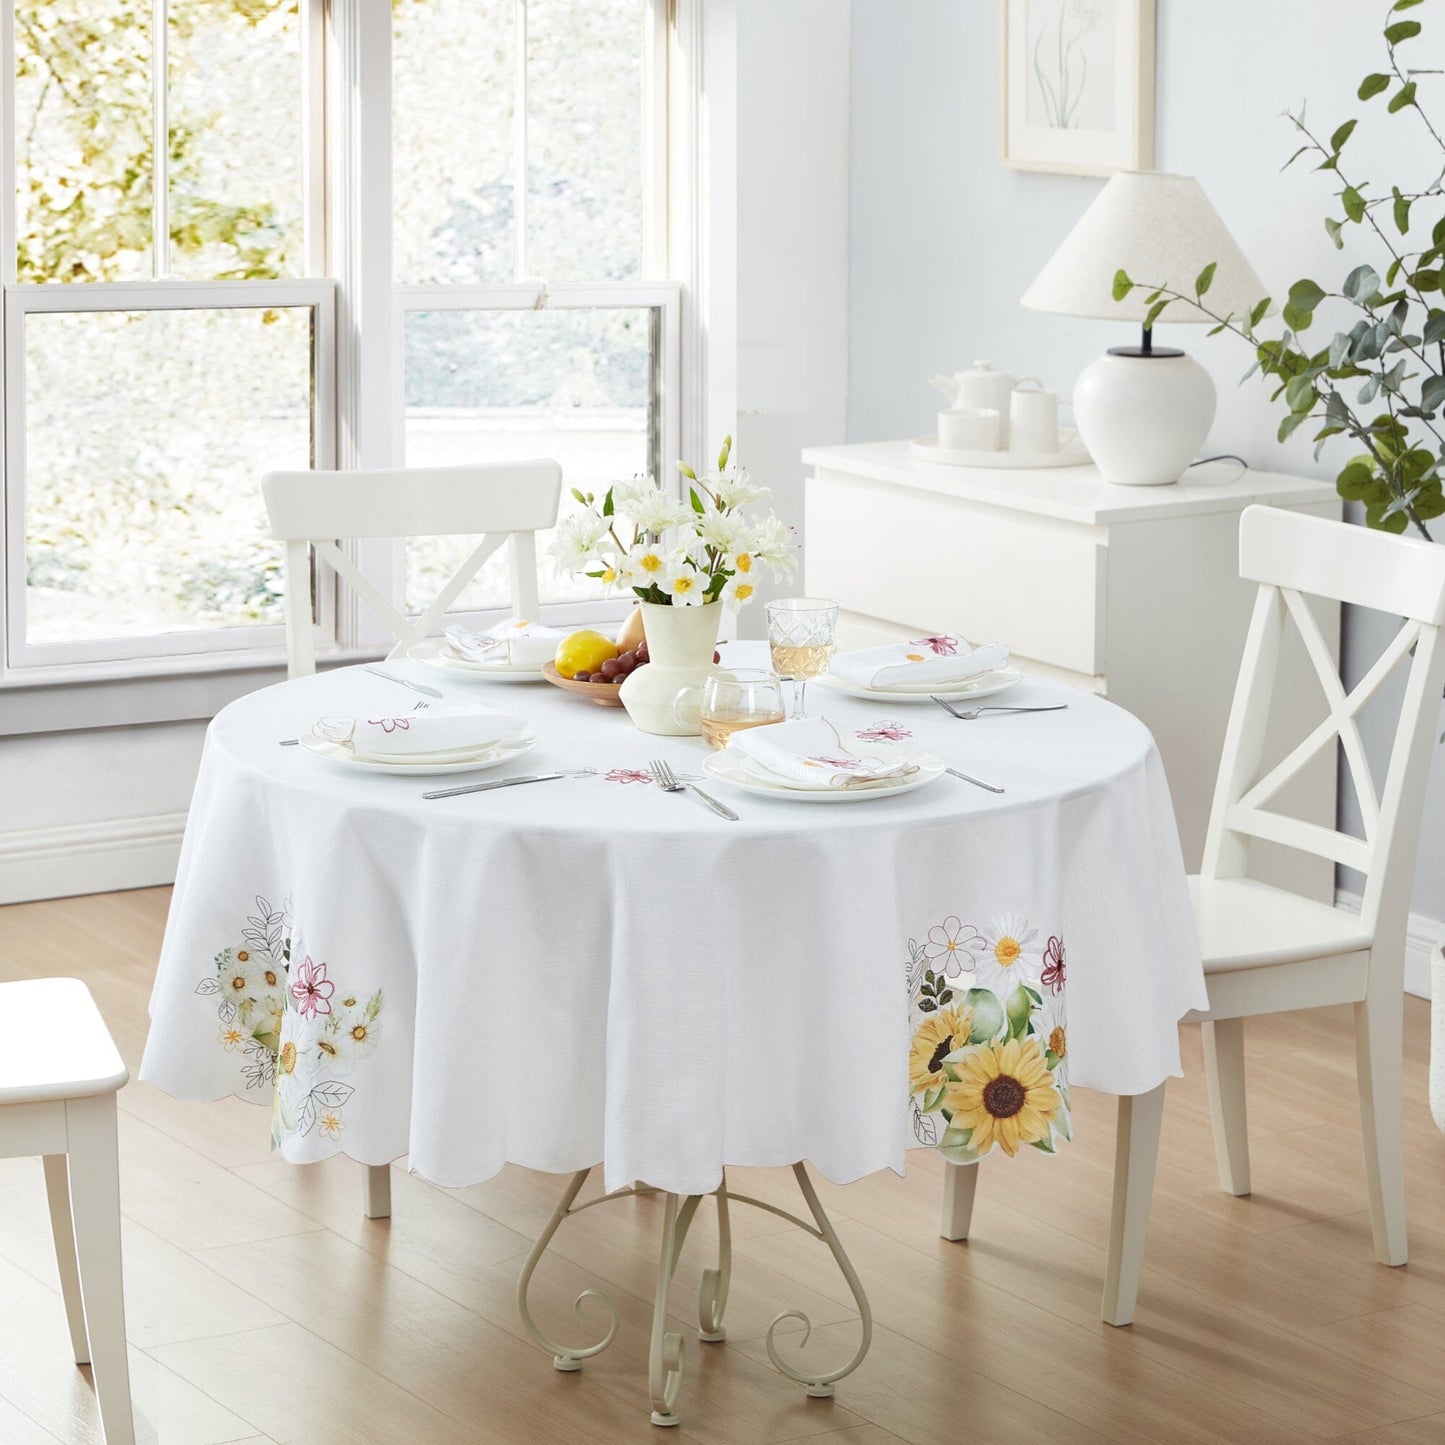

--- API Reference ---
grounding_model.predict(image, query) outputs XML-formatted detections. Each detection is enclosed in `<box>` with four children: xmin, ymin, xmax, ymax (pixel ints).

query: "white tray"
<box><xmin>910</xmin><ymin>432</ymin><xmax>1091</xmax><ymax>470</ymax></box>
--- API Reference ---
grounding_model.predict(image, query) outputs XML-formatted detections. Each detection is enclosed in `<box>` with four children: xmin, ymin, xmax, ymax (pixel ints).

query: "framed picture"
<box><xmin>1000</xmin><ymin>0</ymin><xmax>1155</xmax><ymax>176</ymax></box>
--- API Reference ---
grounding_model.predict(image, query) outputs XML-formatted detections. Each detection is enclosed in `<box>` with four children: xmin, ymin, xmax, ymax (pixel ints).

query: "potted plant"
<box><xmin>549</xmin><ymin>437</ymin><xmax>795</xmax><ymax>735</ymax></box>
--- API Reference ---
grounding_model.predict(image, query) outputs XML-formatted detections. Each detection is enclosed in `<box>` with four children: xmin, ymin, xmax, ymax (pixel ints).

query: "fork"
<box><xmin>651</xmin><ymin>758</ymin><xmax>739</xmax><ymax>821</ymax></box>
<box><xmin>280</xmin><ymin>699</ymin><xmax>429</xmax><ymax>745</ymax></box>
<box><xmin>931</xmin><ymin>696</ymin><xmax>1069</xmax><ymax>721</ymax></box>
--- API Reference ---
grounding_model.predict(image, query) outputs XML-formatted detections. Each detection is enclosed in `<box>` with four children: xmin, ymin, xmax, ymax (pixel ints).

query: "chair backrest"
<box><xmin>262</xmin><ymin>461</ymin><xmax>562</xmax><ymax>677</ymax></box>
<box><xmin>1203</xmin><ymin>505</ymin><xmax>1445</xmax><ymax>940</ymax></box>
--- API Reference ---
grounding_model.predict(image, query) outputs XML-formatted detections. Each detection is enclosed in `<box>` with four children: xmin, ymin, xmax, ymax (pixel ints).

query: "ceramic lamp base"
<box><xmin>1073</xmin><ymin>348</ymin><xmax>1216</xmax><ymax>487</ymax></box>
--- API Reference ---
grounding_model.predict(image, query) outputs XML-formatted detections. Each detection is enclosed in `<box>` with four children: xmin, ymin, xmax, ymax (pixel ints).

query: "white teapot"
<box><xmin>930</xmin><ymin>360</ymin><xmax>1017</xmax><ymax>447</ymax></box>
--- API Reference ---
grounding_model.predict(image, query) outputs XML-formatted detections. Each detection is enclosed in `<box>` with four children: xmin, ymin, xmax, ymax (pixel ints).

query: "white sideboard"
<box><xmin>801</xmin><ymin>442</ymin><xmax>1343</xmax><ymax>892</ymax></box>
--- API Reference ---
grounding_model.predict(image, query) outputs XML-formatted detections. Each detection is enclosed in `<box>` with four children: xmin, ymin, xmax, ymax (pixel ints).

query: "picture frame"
<box><xmin>1000</xmin><ymin>0</ymin><xmax>1156</xmax><ymax>176</ymax></box>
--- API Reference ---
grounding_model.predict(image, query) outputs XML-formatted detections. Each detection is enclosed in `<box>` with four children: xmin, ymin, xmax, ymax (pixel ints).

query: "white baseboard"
<box><xmin>0</xmin><ymin>813</ymin><xmax>186</xmax><ymax>906</ymax></box>
<box><xmin>1336</xmin><ymin>888</ymin><xmax>1443</xmax><ymax>1000</ymax></box>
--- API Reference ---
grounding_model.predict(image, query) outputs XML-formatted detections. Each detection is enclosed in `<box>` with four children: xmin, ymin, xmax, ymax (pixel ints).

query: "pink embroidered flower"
<box><xmin>290</xmin><ymin>956</ymin><xmax>335</xmax><ymax>1019</ymax></box>
<box><xmin>911</xmin><ymin>635</ymin><xmax>960</xmax><ymax>656</ymax></box>
<box><xmin>367</xmin><ymin>716</ymin><xmax>411</xmax><ymax>734</ymax></box>
<box><xmin>923</xmin><ymin>917</ymin><xmax>987</xmax><ymax>978</ymax></box>
<box><xmin>606</xmin><ymin>768</ymin><xmax>653</xmax><ymax>784</ymax></box>
<box><xmin>1041</xmin><ymin>935</ymin><xmax>1066</xmax><ymax>995</ymax></box>
<box><xmin>857</xmin><ymin>721</ymin><xmax>912</xmax><ymax>742</ymax></box>
<box><xmin>811</xmin><ymin>755</ymin><xmax>864</xmax><ymax>769</ymax></box>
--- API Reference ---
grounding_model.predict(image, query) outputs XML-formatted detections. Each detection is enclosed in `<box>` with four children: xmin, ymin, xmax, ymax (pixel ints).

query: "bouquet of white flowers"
<box><xmin>548</xmin><ymin>436</ymin><xmax>795</xmax><ymax>608</ymax></box>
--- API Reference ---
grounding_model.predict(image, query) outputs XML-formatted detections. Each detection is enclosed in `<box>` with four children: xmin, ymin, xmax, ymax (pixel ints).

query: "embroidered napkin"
<box><xmin>444</xmin><ymin>619</ymin><xmax>565</xmax><ymax>669</ymax></box>
<box><xmin>829</xmin><ymin>634</ymin><xmax>1009</xmax><ymax>691</ymax></box>
<box><xmin>314</xmin><ymin>704</ymin><xmax>527</xmax><ymax>759</ymax></box>
<box><xmin>726</xmin><ymin>718</ymin><xmax>916</xmax><ymax>790</ymax></box>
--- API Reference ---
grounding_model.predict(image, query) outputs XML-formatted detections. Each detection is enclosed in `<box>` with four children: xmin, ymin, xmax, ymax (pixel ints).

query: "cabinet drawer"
<box><xmin>804</xmin><ymin>472</ymin><xmax>1106</xmax><ymax>675</ymax></box>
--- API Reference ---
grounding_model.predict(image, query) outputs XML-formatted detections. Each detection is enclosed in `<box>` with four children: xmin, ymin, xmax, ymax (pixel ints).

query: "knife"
<box><xmin>365</xmin><ymin>665</ymin><xmax>444</xmax><ymax>699</ymax></box>
<box><xmin>422</xmin><ymin>773</ymin><xmax>564</xmax><ymax>800</ymax></box>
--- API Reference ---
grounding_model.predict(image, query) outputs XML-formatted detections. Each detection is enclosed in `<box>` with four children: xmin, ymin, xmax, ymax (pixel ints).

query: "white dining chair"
<box><xmin>1188</xmin><ymin>504</ymin><xmax>1445</xmax><ymax>1269</ymax></box>
<box><xmin>0</xmin><ymin>978</ymin><xmax>134</xmax><ymax>1444</ymax></box>
<box><xmin>262</xmin><ymin>460</ymin><xmax>563</xmax><ymax>1219</ymax></box>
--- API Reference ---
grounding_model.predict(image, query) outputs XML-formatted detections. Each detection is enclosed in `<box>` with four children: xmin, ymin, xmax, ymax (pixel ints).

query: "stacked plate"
<box><xmin>813</xmin><ymin>667</ymin><xmax>1022</xmax><ymax>705</ymax></box>
<box><xmin>300</xmin><ymin>711</ymin><xmax>538</xmax><ymax>776</ymax></box>
<box><xmin>407</xmin><ymin>638</ymin><xmax>546</xmax><ymax>683</ymax></box>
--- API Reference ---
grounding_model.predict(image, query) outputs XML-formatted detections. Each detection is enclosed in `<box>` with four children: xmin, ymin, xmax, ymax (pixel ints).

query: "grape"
<box><xmin>599</xmin><ymin>658</ymin><xmax>622</xmax><ymax>680</ymax></box>
<box><xmin>713</xmin><ymin>650</ymin><xmax>721</xmax><ymax>663</ymax></box>
<box><xmin>573</xmin><ymin>671</ymin><xmax>591</xmax><ymax>683</ymax></box>
<box><xmin>617</xmin><ymin>650</ymin><xmax>637</xmax><ymax>675</ymax></box>
<box><xmin>636</xmin><ymin>644</ymin><xmax>649</xmax><ymax>664</ymax></box>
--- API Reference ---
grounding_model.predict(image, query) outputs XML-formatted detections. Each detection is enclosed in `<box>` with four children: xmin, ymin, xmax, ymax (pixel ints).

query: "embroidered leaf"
<box><xmin>1030</xmin><ymin>1137</ymin><xmax>1057</xmax><ymax>1154</ymax></box>
<box><xmin>912</xmin><ymin>1105</ymin><xmax>939</xmax><ymax>1146</ymax></box>
<box><xmin>309</xmin><ymin>1081</ymin><xmax>355</xmax><ymax>1110</ymax></box>
<box><xmin>218</xmin><ymin>999</ymin><xmax>237</xmax><ymax>1024</ymax></box>
<box><xmin>195</xmin><ymin>977</ymin><xmax>221</xmax><ymax>995</ymax></box>
<box><xmin>1005</xmin><ymin>983</ymin><xmax>1034</xmax><ymax>1040</ymax></box>
<box><xmin>1023</xmin><ymin>985</ymin><xmax>1043</xmax><ymax>1006</ymax></box>
<box><xmin>922</xmin><ymin>1084</ymin><xmax>947</xmax><ymax>1113</ymax></box>
<box><xmin>1046</xmin><ymin>1049</ymin><xmax>1062</xmax><ymax>1070</ymax></box>
<box><xmin>918</xmin><ymin>999</ymin><xmax>937</xmax><ymax>1013</ymax></box>
<box><xmin>297</xmin><ymin>1094</ymin><xmax>317</xmax><ymax>1136</ymax></box>
<box><xmin>963</xmin><ymin>988</ymin><xmax>1005</xmax><ymax>1042</ymax></box>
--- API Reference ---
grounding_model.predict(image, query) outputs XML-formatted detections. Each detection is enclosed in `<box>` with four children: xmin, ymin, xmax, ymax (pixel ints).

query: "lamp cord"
<box><xmin>1189</xmin><ymin>453</ymin><xmax>1249</xmax><ymax>475</ymax></box>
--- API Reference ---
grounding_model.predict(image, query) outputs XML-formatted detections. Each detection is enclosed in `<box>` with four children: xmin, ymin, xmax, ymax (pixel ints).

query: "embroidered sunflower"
<box><xmin>909</xmin><ymin>1005</ymin><xmax>973</xmax><ymax>1094</ymax></box>
<box><xmin>943</xmin><ymin>1036</ymin><xmax>1061</xmax><ymax>1158</ymax></box>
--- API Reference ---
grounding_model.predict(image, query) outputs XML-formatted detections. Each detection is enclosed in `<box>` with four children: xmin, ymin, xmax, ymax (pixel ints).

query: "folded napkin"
<box><xmin>444</xmin><ymin>619</ymin><xmax>565</xmax><ymax>669</ymax></box>
<box><xmin>829</xmin><ymin>634</ymin><xmax>1009</xmax><ymax>691</ymax></box>
<box><xmin>314</xmin><ymin>704</ymin><xmax>526</xmax><ymax>759</ymax></box>
<box><xmin>726</xmin><ymin>718</ymin><xmax>916</xmax><ymax>790</ymax></box>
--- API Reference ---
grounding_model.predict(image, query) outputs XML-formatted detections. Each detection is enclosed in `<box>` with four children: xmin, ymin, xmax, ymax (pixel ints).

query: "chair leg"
<box><xmin>363</xmin><ymin>1163</ymin><xmax>392</xmax><ymax>1220</ymax></box>
<box><xmin>42</xmin><ymin>1154</ymin><xmax>90</xmax><ymax>1366</ymax></box>
<box><xmin>1202</xmin><ymin>1018</ymin><xmax>1251</xmax><ymax>1196</ymax></box>
<box><xmin>939</xmin><ymin>1162</ymin><xmax>978</xmax><ymax>1241</ymax></box>
<box><xmin>1102</xmin><ymin>1083</ymin><xmax>1165</xmax><ymax>1327</ymax></box>
<box><xmin>1355</xmin><ymin>994</ymin><xmax>1408</xmax><ymax>1266</ymax></box>
<box><xmin>65</xmin><ymin>1095</ymin><xmax>135</xmax><ymax>1445</ymax></box>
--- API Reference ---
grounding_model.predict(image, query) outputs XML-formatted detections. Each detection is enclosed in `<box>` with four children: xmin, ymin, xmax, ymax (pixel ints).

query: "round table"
<box><xmin>141</xmin><ymin>642</ymin><xmax>1206</xmax><ymax>1421</ymax></box>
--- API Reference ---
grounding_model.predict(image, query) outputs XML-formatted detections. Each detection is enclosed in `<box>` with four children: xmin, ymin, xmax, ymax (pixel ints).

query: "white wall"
<box><xmin>736</xmin><ymin>0</ymin><xmax>852</xmax><ymax>634</ymax></box>
<box><xmin>848</xmin><ymin>0</ymin><xmax>1445</xmax><ymax>927</ymax></box>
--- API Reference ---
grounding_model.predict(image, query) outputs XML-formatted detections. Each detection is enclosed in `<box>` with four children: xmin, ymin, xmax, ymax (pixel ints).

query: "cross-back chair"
<box><xmin>261</xmin><ymin>460</ymin><xmax>562</xmax><ymax>1217</ymax></box>
<box><xmin>1191</xmin><ymin>503</ymin><xmax>1445</xmax><ymax>1267</ymax></box>
<box><xmin>262</xmin><ymin>461</ymin><xmax>563</xmax><ymax>680</ymax></box>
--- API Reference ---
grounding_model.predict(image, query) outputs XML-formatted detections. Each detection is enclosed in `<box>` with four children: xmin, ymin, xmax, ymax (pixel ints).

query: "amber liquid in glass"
<box><xmin>769</xmin><ymin>641</ymin><xmax>834</xmax><ymax>679</ymax></box>
<box><xmin>700</xmin><ymin>709</ymin><xmax>787</xmax><ymax>750</ymax></box>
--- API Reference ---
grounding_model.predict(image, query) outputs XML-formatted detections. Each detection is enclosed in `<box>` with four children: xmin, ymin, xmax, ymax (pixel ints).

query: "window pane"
<box><xmin>15</xmin><ymin>0</ymin><xmax>154</xmax><ymax>282</ymax></box>
<box><xmin>23</xmin><ymin>306</ymin><xmax>313</xmax><ymax>644</ymax></box>
<box><xmin>526</xmin><ymin>0</ymin><xmax>645</xmax><ymax>282</ymax></box>
<box><xmin>392</xmin><ymin>0</ymin><xmax>515</xmax><ymax>284</ymax></box>
<box><xmin>403</xmin><ymin>307</ymin><xmax>655</xmax><ymax>613</ymax></box>
<box><xmin>167</xmin><ymin>0</ymin><xmax>304</xmax><ymax>280</ymax></box>
<box><xmin>14</xmin><ymin>0</ymin><xmax>303</xmax><ymax>285</ymax></box>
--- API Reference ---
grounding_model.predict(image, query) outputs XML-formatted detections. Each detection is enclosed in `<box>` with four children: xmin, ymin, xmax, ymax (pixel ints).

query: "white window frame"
<box><xmin>0</xmin><ymin>0</ymin><xmax>730</xmax><ymax>733</ymax></box>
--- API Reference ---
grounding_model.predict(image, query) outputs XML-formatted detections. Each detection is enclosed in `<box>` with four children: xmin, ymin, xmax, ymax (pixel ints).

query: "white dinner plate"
<box><xmin>407</xmin><ymin>638</ymin><xmax>547</xmax><ymax>681</ymax></box>
<box><xmin>703</xmin><ymin>745</ymin><xmax>945</xmax><ymax>802</ymax></box>
<box><xmin>812</xmin><ymin>667</ymin><xmax>1023</xmax><ymax>704</ymax></box>
<box><xmin>299</xmin><ymin>728</ymin><xmax>538</xmax><ymax>776</ymax></box>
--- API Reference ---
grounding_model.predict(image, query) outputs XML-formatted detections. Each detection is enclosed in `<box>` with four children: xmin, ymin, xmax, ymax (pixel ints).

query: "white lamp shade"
<box><xmin>1020</xmin><ymin>171</ymin><xmax>1269</xmax><ymax>325</ymax></box>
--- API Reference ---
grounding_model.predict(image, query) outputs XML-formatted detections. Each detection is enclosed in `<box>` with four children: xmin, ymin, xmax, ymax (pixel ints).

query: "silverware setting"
<box><xmin>931</xmin><ymin>696</ymin><xmax>1069</xmax><ymax>721</ymax></box>
<box><xmin>651</xmin><ymin>757</ymin><xmax>739</xmax><ymax>820</ymax></box>
<box><xmin>365</xmin><ymin>664</ymin><xmax>444</xmax><ymax>699</ymax></box>
<box><xmin>946</xmin><ymin>766</ymin><xmax>1005</xmax><ymax>794</ymax></box>
<box><xmin>422</xmin><ymin>773</ymin><xmax>565</xmax><ymax>800</ymax></box>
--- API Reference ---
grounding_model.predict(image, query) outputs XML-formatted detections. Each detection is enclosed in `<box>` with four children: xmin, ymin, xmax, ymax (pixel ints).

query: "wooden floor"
<box><xmin>1</xmin><ymin>888</ymin><xmax>1444</xmax><ymax>1444</ymax></box>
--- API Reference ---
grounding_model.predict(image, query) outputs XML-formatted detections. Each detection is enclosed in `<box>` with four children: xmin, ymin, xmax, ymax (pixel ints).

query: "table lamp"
<box><xmin>1021</xmin><ymin>170</ymin><xmax>1269</xmax><ymax>487</ymax></box>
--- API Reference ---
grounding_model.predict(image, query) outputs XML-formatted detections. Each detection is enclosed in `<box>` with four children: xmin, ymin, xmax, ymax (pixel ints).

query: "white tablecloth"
<box><xmin>141</xmin><ymin>644</ymin><xmax>1206</xmax><ymax>1193</ymax></box>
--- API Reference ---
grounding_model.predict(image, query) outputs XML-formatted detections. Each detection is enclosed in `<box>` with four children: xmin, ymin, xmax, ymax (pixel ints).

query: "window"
<box><xmin>0</xmin><ymin>0</ymin><xmax>697</xmax><ymax>703</ymax></box>
<box><xmin>391</xmin><ymin>0</ymin><xmax>679</xmax><ymax>629</ymax></box>
<box><xmin>3</xmin><ymin>0</ymin><xmax>334</xmax><ymax>678</ymax></box>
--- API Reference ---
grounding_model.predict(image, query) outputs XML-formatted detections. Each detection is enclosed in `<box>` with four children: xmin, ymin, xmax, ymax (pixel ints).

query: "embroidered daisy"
<box><xmin>1040</xmin><ymin>992</ymin><xmax>1069</xmax><ymax>1084</ymax></box>
<box><xmin>922</xmin><ymin>916</ymin><xmax>987</xmax><ymax>979</ymax></box>
<box><xmin>318</xmin><ymin>1111</ymin><xmax>346</xmax><ymax>1141</ymax></box>
<box><xmin>975</xmin><ymin>917</ymin><xmax>1040</xmax><ymax>998</ymax></box>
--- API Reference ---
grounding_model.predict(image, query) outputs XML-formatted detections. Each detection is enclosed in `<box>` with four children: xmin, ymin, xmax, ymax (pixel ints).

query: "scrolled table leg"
<box><xmin>697</xmin><ymin>1177</ymin><xmax>731</xmax><ymax>1343</ymax></box>
<box><xmin>516</xmin><ymin>1167</ymin><xmax>620</xmax><ymax>1372</ymax></box>
<box><xmin>763</xmin><ymin>1162</ymin><xmax>873</xmax><ymax>1399</ymax></box>
<box><xmin>649</xmin><ymin>1191</ymin><xmax>704</xmax><ymax>1427</ymax></box>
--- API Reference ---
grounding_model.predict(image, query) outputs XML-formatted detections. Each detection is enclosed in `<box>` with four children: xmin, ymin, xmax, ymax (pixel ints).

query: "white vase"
<box><xmin>1432</xmin><ymin>943</ymin><xmax>1445</xmax><ymax>1136</ymax></box>
<box><xmin>618</xmin><ymin>602</ymin><xmax>721</xmax><ymax>737</ymax></box>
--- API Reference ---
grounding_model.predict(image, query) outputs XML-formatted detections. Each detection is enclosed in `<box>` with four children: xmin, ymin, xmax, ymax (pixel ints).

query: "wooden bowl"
<box><xmin>541</xmin><ymin>661</ymin><xmax>626</xmax><ymax>708</ymax></box>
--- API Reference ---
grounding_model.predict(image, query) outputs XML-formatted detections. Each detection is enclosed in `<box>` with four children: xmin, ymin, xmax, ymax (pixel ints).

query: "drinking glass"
<box><xmin>766</xmin><ymin>598</ymin><xmax>838</xmax><ymax>719</ymax></box>
<box><xmin>698</xmin><ymin>668</ymin><xmax>787</xmax><ymax>750</ymax></box>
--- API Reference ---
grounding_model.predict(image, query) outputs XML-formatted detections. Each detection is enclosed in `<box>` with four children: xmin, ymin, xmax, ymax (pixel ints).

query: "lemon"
<box><xmin>555</xmin><ymin>630</ymin><xmax>619</xmax><ymax>680</ymax></box>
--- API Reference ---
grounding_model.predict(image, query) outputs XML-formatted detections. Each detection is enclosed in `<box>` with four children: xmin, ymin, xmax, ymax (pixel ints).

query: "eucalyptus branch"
<box><xmin>1387</xmin><ymin>41</ymin><xmax>1445</xmax><ymax>153</ymax></box>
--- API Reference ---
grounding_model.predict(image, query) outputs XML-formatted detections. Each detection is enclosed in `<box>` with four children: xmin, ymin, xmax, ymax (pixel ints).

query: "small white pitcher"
<box><xmin>1008</xmin><ymin>378</ymin><xmax>1066</xmax><ymax>455</ymax></box>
